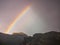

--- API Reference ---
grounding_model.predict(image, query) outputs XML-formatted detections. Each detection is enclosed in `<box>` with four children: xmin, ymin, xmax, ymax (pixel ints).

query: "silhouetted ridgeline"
<box><xmin>0</xmin><ymin>31</ymin><xmax>60</xmax><ymax>45</ymax></box>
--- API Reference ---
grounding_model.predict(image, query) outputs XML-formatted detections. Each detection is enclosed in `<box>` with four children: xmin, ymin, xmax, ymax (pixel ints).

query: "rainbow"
<box><xmin>4</xmin><ymin>4</ymin><xmax>31</xmax><ymax>34</ymax></box>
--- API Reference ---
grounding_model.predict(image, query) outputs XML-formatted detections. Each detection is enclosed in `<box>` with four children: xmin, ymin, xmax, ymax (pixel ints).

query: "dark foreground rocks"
<box><xmin>25</xmin><ymin>31</ymin><xmax>60</xmax><ymax>45</ymax></box>
<box><xmin>0</xmin><ymin>31</ymin><xmax>60</xmax><ymax>45</ymax></box>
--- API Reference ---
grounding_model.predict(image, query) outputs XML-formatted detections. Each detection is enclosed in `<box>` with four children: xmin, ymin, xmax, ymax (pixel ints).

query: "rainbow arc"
<box><xmin>4</xmin><ymin>4</ymin><xmax>31</xmax><ymax>34</ymax></box>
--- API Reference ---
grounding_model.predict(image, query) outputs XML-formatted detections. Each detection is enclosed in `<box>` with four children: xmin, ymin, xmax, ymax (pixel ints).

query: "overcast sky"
<box><xmin>0</xmin><ymin>0</ymin><xmax>60</xmax><ymax>35</ymax></box>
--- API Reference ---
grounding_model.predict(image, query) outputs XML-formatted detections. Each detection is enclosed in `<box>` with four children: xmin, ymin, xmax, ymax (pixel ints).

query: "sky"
<box><xmin>0</xmin><ymin>0</ymin><xmax>60</xmax><ymax>35</ymax></box>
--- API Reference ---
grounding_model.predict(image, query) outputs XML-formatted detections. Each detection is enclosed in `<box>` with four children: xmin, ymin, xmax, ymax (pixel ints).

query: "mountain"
<box><xmin>0</xmin><ymin>31</ymin><xmax>60</xmax><ymax>45</ymax></box>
